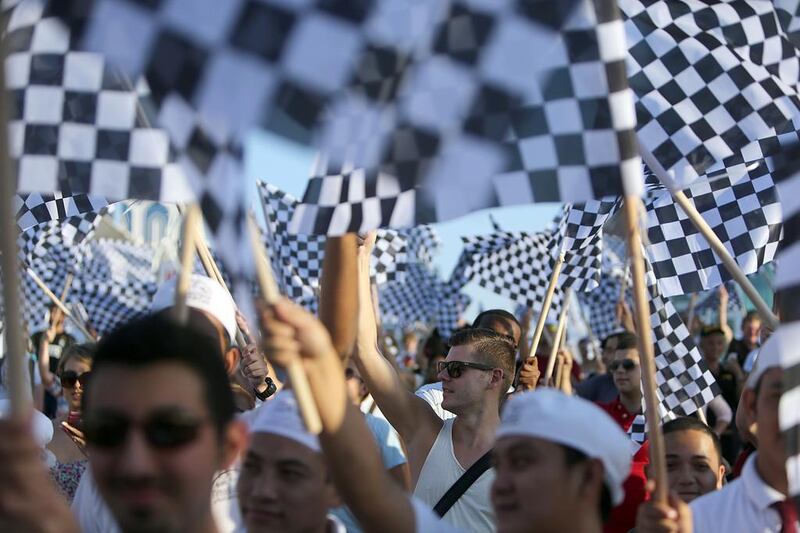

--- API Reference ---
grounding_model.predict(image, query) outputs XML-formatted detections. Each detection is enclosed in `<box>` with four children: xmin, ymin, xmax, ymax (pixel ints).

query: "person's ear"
<box><xmin>740</xmin><ymin>388</ymin><xmax>759</xmax><ymax>440</ymax></box>
<box><xmin>220</xmin><ymin>420</ymin><xmax>249</xmax><ymax>469</ymax></box>
<box><xmin>224</xmin><ymin>347</ymin><xmax>241</xmax><ymax>375</ymax></box>
<box><xmin>716</xmin><ymin>463</ymin><xmax>726</xmax><ymax>488</ymax></box>
<box><xmin>490</xmin><ymin>368</ymin><xmax>504</xmax><ymax>388</ymax></box>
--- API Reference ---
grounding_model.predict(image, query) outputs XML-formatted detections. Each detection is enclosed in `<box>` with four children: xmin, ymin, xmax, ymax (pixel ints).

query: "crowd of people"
<box><xmin>0</xmin><ymin>233</ymin><xmax>796</xmax><ymax>533</ymax></box>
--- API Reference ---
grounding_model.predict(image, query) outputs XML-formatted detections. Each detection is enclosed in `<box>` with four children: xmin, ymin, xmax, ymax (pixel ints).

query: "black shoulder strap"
<box><xmin>433</xmin><ymin>449</ymin><xmax>493</xmax><ymax>517</ymax></box>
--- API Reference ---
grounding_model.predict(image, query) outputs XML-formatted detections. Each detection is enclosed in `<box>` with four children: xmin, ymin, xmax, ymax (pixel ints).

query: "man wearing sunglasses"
<box><xmin>351</xmin><ymin>233</ymin><xmax>515</xmax><ymax>532</ymax></box>
<box><xmin>594</xmin><ymin>331</ymin><xmax>650</xmax><ymax>533</ymax></box>
<box><xmin>79</xmin><ymin>314</ymin><xmax>247</xmax><ymax>533</ymax></box>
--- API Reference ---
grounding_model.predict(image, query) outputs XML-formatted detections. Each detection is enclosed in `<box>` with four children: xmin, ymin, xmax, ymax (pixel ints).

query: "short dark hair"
<box><xmin>472</xmin><ymin>309</ymin><xmax>521</xmax><ymax>343</ymax></box>
<box><xmin>562</xmin><ymin>446</ymin><xmax>613</xmax><ymax>523</ymax></box>
<box><xmin>700</xmin><ymin>326</ymin><xmax>725</xmax><ymax>338</ymax></box>
<box><xmin>662</xmin><ymin>417</ymin><xmax>722</xmax><ymax>463</ymax></box>
<box><xmin>84</xmin><ymin>313</ymin><xmax>236</xmax><ymax>438</ymax></box>
<box><xmin>614</xmin><ymin>331</ymin><xmax>639</xmax><ymax>351</ymax></box>
<box><xmin>601</xmin><ymin>331</ymin><xmax>625</xmax><ymax>350</ymax></box>
<box><xmin>449</xmin><ymin>328</ymin><xmax>516</xmax><ymax>393</ymax></box>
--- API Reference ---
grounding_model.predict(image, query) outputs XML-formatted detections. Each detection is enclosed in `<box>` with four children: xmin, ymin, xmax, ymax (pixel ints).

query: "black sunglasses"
<box><xmin>60</xmin><ymin>371</ymin><xmax>91</xmax><ymax>389</ymax></box>
<box><xmin>437</xmin><ymin>360</ymin><xmax>495</xmax><ymax>379</ymax></box>
<box><xmin>83</xmin><ymin>410</ymin><xmax>209</xmax><ymax>450</ymax></box>
<box><xmin>609</xmin><ymin>359</ymin><xmax>638</xmax><ymax>372</ymax></box>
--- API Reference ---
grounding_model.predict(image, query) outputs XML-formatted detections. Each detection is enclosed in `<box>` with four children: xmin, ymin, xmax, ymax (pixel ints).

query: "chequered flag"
<box><xmin>14</xmin><ymin>192</ymin><xmax>108</xmax><ymax>231</ymax></box>
<box><xmin>621</xmin><ymin>0</ymin><xmax>800</xmax><ymax>190</ymax></box>
<box><xmin>70</xmin><ymin>239</ymin><xmax>158</xmax><ymax>336</ymax></box>
<box><xmin>644</xmin><ymin>158</ymin><xmax>783</xmax><ymax>297</ymax></box>
<box><xmin>768</xmin><ymin>137</ymin><xmax>800</xmax><ymax>509</ymax></box>
<box><xmin>290</xmin><ymin>0</ymin><xmax>643</xmax><ymax>234</ymax></box>
<box><xmin>693</xmin><ymin>281</ymin><xmax>747</xmax><ymax>320</ymax></box>
<box><xmin>627</xmin><ymin>250</ymin><xmax>721</xmax><ymax>444</ymax></box>
<box><xmin>5</xmin><ymin>0</ymin><xmax>190</xmax><ymax>203</ymax></box>
<box><xmin>555</xmin><ymin>199</ymin><xmax>621</xmax><ymax>252</ymax></box>
<box><xmin>577</xmin><ymin>274</ymin><xmax>624</xmax><ymax>343</ymax></box>
<box><xmin>257</xmin><ymin>181</ymin><xmax>434</xmax><ymax>308</ymax></box>
<box><xmin>379</xmin><ymin>263</ymin><xmax>467</xmax><ymax>336</ymax></box>
<box><xmin>16</xmin><ymin>212</ymin><xmax>102</xmax><ymax>266</ymax></box>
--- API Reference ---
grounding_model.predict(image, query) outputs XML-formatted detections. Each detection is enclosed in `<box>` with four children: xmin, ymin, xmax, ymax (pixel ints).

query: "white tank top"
<box><xmin>413</xmin><ymin>418</ymin><xmax>496</xmax><ymax>533</ymax></box>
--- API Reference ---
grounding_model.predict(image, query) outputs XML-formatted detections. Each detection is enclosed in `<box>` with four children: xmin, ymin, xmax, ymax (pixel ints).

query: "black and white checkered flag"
<box><xmin>14</xmin><ymin>192</ymin><xmax>108</xmax><ymax>231</ymax></box>
<box><xmin>768</xmin><ymin>137</ymin><xmax>800</xmax><ymax>510</ymax></box>
<box><xmin>52</xmin><ymin>0</ymin><xmax>643</xmax><ymax>239</ymax></box>
<box><xmin>577</xmin><ymin>274</ymin><xmax>625</xmax><ymax>343</ymax></box>
<box><xmin>693</xmin><ymin>281</ymin><xmax>747</xmax><ymax>321</ymax></box>
<box><xmin>290</xmin><ymin>0</ymin><xmax>642</xmax><ymax>234</ymax></box>
<box><xmin>17</xmin><ymin>212</ymin><xmax>102</xmax><ymax>266</ymax></box>
<box><xmin>556</xmin><ymin>199</ymin><xmax>621</xmax><ymax>252</ymax></box>
<box><xmin>627</xmin><ymin>251</ymin><xmax>721</xmax><ymax>444</ymax></box>
<box><xmin>644</xmin><ymin>159</ymin><xmax>783</xmax><ymax>297</ymax></box>
<box><xmin>622</xmin><ymin>0</ymin><xmax>800</xmax><ymax>190</ymax></box>
<box><xmin>71</xmin><ymin>239</ymin><xmax>158</xmax><ymax>336</ymax></box>
<box><xmin>5</xmin><ymin>0</ymin><xmax>190</xmax><ymax>203</ymax></box>
<box><xmin>379</xmin><ymin>263</ymin><xmax>467</xmax><ymax>336</ymax></box>
<box><xmin>258</xmin><ymin>181</ymin><xmax>434</xmax><ymax>308</ymax></box>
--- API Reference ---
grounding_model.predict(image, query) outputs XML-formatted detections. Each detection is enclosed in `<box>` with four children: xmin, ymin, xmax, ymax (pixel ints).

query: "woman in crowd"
<box><xmin>47</xmin><ymin>343</ymin><xmax>94</xmax><ymax>502</ymax></box>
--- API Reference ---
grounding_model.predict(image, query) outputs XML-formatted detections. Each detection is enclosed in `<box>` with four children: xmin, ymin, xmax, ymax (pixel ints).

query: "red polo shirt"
<box><xmin>596</xmin><ymin>397</ymin><xmax>650</xmax><ymax>533</ymax></box>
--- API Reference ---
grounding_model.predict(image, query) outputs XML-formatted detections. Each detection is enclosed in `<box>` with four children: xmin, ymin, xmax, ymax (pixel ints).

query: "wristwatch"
<box><xmin>254</xmin><ymin>377</ymin><xmax>277</xmax><ymax>401</ymax></box>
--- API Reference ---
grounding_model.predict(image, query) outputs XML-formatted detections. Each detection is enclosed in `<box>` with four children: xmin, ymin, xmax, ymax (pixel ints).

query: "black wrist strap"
<box><xmin>433</xmin><ymin>449</ymin><xmax>493</xmax><ymax>517</ymax></box>
<box><xmin>254</xmin><ymin>377</ymin><xmax>277</xmax><ymax>401</ymax></box>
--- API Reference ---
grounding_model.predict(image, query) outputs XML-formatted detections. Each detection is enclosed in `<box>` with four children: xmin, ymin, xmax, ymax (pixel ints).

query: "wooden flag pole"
<box><xmin>669</xmin><ymin>190</ymin><xmax>778</xmax><ymax>329</ymax></box>
<box><xmin>0</xmin><ymin>33</ymin><xmax>28</xmax><ymax>413</ymax></box>
<box><xmin>247</xmin><ymin>216</ymin><xmax>322</xmax><ymax>434</ymax></box>
<box><xmin>174</xmin><ymin>205</ymin><xmax>200</xmax><ymax>324</ymax></box>
<box><xmin>623</xmin><ymin>196</ymin><xmax>668</xmax><ymax>503</ymax></box>
<box><xmin>193</xmin><ymin>225</ymin><xmax>250</xmax><ymax>349</ymax></box>
<box><xmin>686</xmin><ymin>293</ymin><xmax>699</xmax><ymax>333</ymax></box>
<box><xmin>59</xmin><ymin>273</ymin><xmax>74</xmax><ymax>302</ymax></box>
<box><xmin>528</xmin><ymin>252</ymin><xmax>565</xmax><ymax>360</ymax></box>
<box><xmin>543</xmin><ymin>289</ymin><xmax>571</xmax><ymax>384</ymax></box>
<box><xmin>25</xmin><ymin>269</ymin><xmax>94</xmax><ymax>340</ymax></box>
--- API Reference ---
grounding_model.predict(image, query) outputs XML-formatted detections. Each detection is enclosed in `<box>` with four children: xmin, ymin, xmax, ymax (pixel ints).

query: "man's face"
<box><xmin>238</xmin><ymin>433</ymin><xmax>335</xmax><ymax>533</ymax></box>
<box><xmin>85</xmin><ymin>362</ymin><xmax>225</xmax><ymax>533</ymax></box>
<box><xmin>477</xmin><ymin>316</ymin><xmax>521</xmax><ymax>346</ymax></box>
<box><xmin>699</xmin><ymin>333</ymin><xmax>726</xmax><ymax>362</ymax></box>
<box><xmin>438</xmin><ymin>345</ymin><xmax>495</xmax><ymax>413</ymax></box>
<box><xmin>742</xmin><ymin>318</ymin><xmax>762</xmax><ymax>345</ymax></box>
<box><xmin>748</xmin><ymin>368</ymin><xmax>786</xmax><ymax>481</ymax></box>
<box><xmin>601</xmin><ymin>336</ymin><xmax>619</xmax><ymax>368</ymax></box>
<box><xmin>344</xmin><ymin>367</ymin><xmax>367</xmax><ymax>406</ymax></box>
<box><xmin>610</xmin><ymin>348</ymin><xmax>641</xmax><ymax>395</ymax></box>
<box><xmin>664</xmin><ymin>430</ymin><xmax>724</xmax><ymax>502</ymax></box>
<box><xmin>491</xmin><ymin>436</ymin><xmax>595</xmax><ymax>533</ymax></box>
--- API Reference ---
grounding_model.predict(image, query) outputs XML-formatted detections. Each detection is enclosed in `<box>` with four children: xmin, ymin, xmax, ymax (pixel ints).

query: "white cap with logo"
<box><xmin>150</xmin><ymin>274</ymin><xmax>238</xmax><ymax>343</ymax></box>
<box><xmin>496</xmin><ymin>389</ymin><xmax>633</xmax><ymax>505</ymax></box>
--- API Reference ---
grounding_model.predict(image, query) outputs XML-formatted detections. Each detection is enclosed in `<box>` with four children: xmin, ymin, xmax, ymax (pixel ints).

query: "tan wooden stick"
<box><xmin>623</xmin><ymin>196</ymin><xmax>668</xmax><ymax>504</ymax></box>
<box><xmin>0</xmin><ymin>34</ymin><xmax>28</xmax><ymax>413</ymax></box>
<box><xmin>247</xmin><ymin>215</ymin><xmax>322</xmax><ymax>434</ymax></box>
<box><xmin>670</xmin><ymin>190</ymin><xmax>778</xmax><ymax>330</ymax></box>
<box><xmin>553</xmin><ymin>355</ymin><xmax>564</xmax><ymax>391</ymax></box>
<box><xmin>174</xmin><ymin>205</ymin><xmax>200</xmax><ymax>324</ymax></box>
<box><xmin>543</xmin><ymin>289</ymin><xmax>571</xmax><ymax>384</ymax></box>
<box><xmin>59</xmin><ymin>273</ymin><xmax>74</xmax><ymax>302</ymax></box>
<box><xmin>528</xmin><ymin>252</ymin><xmax>565</xmax><ymax>360</ymax></box>
<box><xmin>26</xmin><ymin>268</ymin><xmax>93</xmax><ymax>340</ymax></box>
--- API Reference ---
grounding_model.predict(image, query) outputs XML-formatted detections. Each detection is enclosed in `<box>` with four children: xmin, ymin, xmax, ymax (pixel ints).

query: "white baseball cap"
<box><xmin>150</xmin><ymin>274</ymin><xmax>237</xmax><ymax>343</ymax></box>
<box><xmin>248</xmin><ymin>391</ymin><xmax>320</xmax><ymax>453</ymax></box>
<box><xmin>497</xmin><ymin>389</ymin><xmax>632</xmax><ymax>505</ymax></box>
<box><xmin>746</xmin><ymin>323</ymin><xmax>791</xmax><ymax>389</ymax></box>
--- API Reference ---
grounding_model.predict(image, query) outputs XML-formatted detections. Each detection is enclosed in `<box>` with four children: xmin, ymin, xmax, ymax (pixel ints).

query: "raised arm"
<box><xmin>260</xmin><ymin>299</ymin><xmax>417</xmax><ymax>533</ymax></box>
<box><xmin>352</xmin><ymin>232</ymin><xmax>441</xmax><ymax>441</ymax></box>
<box><xmin>318</xmin><ymin>234</ymin><xmax>359</xmax><ymax>362</ymax></box>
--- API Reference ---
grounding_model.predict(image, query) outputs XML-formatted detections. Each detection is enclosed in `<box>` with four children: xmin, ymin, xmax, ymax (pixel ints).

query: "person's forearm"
<box><xmin>319</xmin><ymin>235</ymin><xmax>359</xmax><ymax>362</ymax></box>
<box><xmin>354</xmin><ymin>248</ymin><xmax>419</xmax><ymax>437</ymax></box>
<box><xmin>318</xmin><ymin>402</ymin><xmax>416</xmax><ymax>533</ymax></box>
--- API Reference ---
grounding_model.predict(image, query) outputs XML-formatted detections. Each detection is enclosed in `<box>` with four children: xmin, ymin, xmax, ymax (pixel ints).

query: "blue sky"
<box><xmin>244</xmin><ymin>129</ymin><xmax>562</xmax><ymax>319</ymax></box>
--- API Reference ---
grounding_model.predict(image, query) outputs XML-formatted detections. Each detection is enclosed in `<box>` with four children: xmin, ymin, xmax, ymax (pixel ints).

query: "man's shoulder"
<box><xmin>690</xmin><ymin>479</ymin><xmax>744</xmax><ymax>523</ymax></box>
